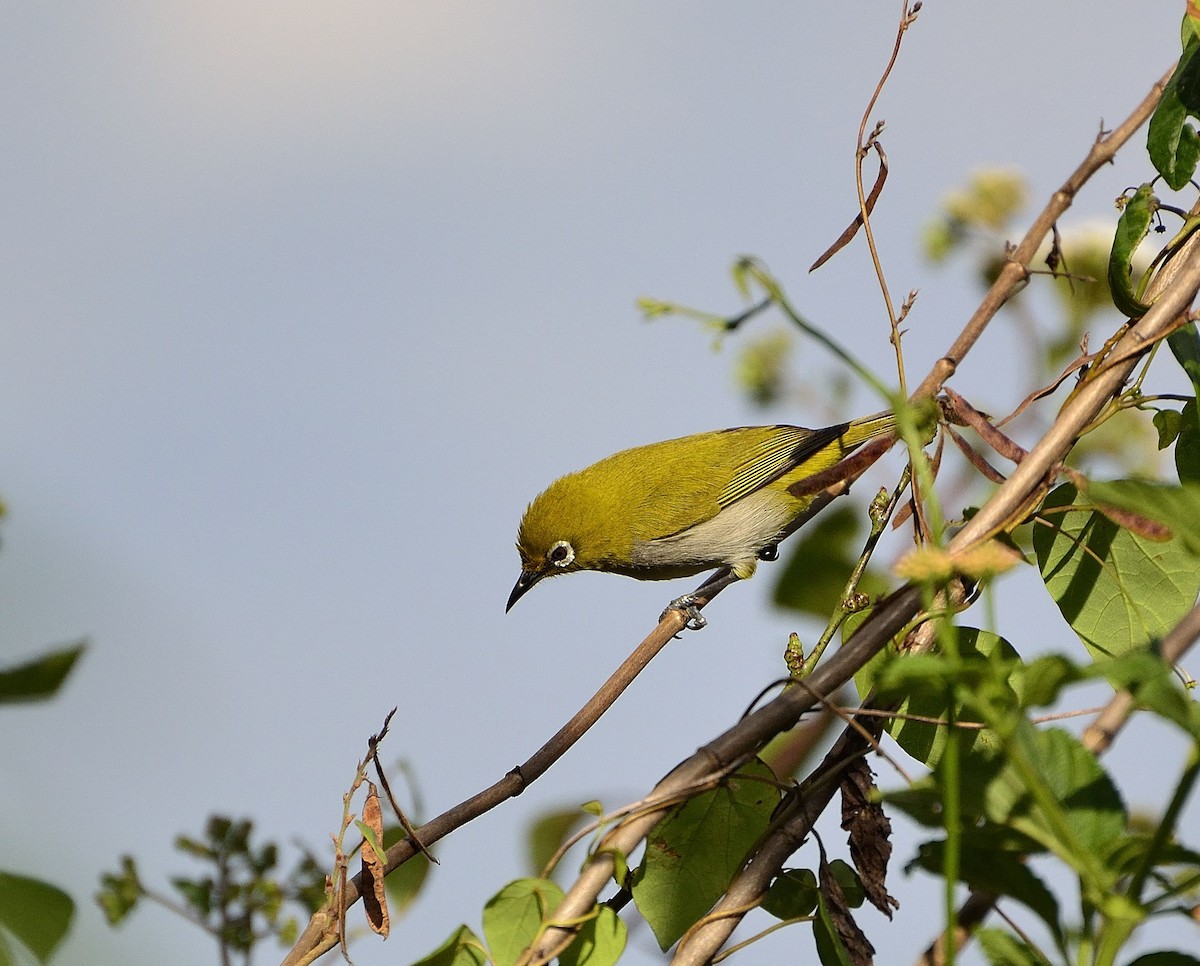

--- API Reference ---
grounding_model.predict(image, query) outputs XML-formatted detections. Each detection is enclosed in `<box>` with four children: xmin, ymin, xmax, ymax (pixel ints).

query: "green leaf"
<box><xmin>482</xmin><ymin>878</ymin><xmax>564</xmax><ymax>966</ymax></box>
<box><xmin>1125</xmin><ymin>955</ymin><xmax>1200</xmax><ymax>966</ymax></box>
<box><xmin>169</xmin><ymin>877</ymin><xmax>213</xmax><ymax>917</ymax></box>
<box><xmin>1177</xmin><ymin>399</ymin><xmax>1200</xmax><ymax>484</ymax></box>
<box><xmin>1107</xmin><ymin>835</ymin><xmax>1200</xmax><ymax>882</ymax></box>
<box><xmin>95</xmin><ymin>856</ymin><xmax>141</xmax><ymax>926</ymax></box>
<box><xmin>762</xmin><ymin>868</ymin><xmax>819</xmax><ymax>920</ymax></box>
<box><xmin>1034</xmin><ymin>483</ymin><xmax>1200</xmax><ymax>659</ymax></box>
<box><xmin>526</xmin><ymin>808</ymin><xmax>588</xmax><ymax>879</ymax></box>
<box><xmin>912</xmin><ymin>841</ymin><xmax>1063</xmax><ymax>948</ymax></box>
<box><xmin>1184</xmin><ymin>10</ymin><xmax>1200</xmax><ymax>50</ymax></box>
<box><xmin>1168</xmin><ymin>326</ymin><xmax>1200</xmax><ymax>485</ymax></box>
<box><xmin>1149</xmin><ymin>46</ymin><xmax>1200</xmax><ymax>189</ymax></box>
<box><xmin>974</xmin><ymin>926</ymin><xmax>1053</xmax><ymax>965</ymax></box>
<box><xmin>811</xmin><ymin>892</ymin><xmax>854</xmax><ymax>966</ymax></box>
<box><xmin>631</xmin><ymin>759</ymin><xmax>780</xmax><ymax>950</ymax></box>
<box><xmin>0</xmin><ymin>872</ymin><xmax>74</xmax><ymax>963</ymax></box>
<box><xmin>985</xmin><ymin>726</ymin><xmax>1125</xmax><ymax>871</ymax></box>
<box><xmin>875</xmin><ymin>628</ymin><xmax>1021</xmax><ymax>768</ymax></box>
<box><xmin>1018</xmin><ymin>654</ymin><xmax>1085</xmax><ymax>708</ymax></box>
<box><xmin>825</xmin><ymin>859</ymin><xmax>865</xmax><ymax>909</ymax></box>
<box><xmin>412</xmin><ymin>924</ymin><xmax>488</xmax><ymax>966</ymax></box>
<box><xmin>1099</xmin><ymin>651</ymin><xmax>1198</xmax><ymax>736</ymax></box>
<box><xmin>0</xmin><ymin>643</ymin><xmax>85</xmax><ymax>705</ymax></box>
<box><xmin>1154</xmin><ymin>408</ymin><xmax>1183</xmax><ymax>449</ymax></box>
<box><xmin>1108</xmin><ymin>184</ymin><xmax>1154</xmax><ymax>316</ymax></box>
<box><xmin>1168</xmin><ymin>323</ymin><xmax>1200</xmax><ymax>396</ymax></box>
<box><xmin>772</xmin><ymin>505</ymin><xmax>888</xmax><ymax>616</ymax></box>
<box><xmin>558</xmin><ymin>905</ymin><xmax>626</xmax><ymax>966</ymax></box>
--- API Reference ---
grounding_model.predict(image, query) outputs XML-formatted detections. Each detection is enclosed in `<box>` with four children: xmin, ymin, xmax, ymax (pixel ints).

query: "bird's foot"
<box><xmin>661</xmin><ymin>594</ymin><xmax>707</xmax><ymax>631</ymax></box>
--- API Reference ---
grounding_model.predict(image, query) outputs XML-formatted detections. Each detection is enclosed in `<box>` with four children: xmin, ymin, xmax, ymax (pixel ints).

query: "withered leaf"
<box><xmin>840</xmin><ymin>759</ymin><xmax>898</xmax><ymax>920</ymax></box>
<box><xmin>361</xmin><ymin>782</ymin><xmax>390</xmax><ymax>938</ymax></box>
<box><xmin>820</xmin><ymin>850</ymin><xmax>875</xmax><ymax>966</ymax></box>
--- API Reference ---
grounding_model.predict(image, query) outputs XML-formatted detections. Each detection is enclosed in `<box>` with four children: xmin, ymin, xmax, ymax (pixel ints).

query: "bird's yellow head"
<box><xmin>507</xmin><ymin>467</ymin><xmax>636</xmax><ymax>611</ymax></box>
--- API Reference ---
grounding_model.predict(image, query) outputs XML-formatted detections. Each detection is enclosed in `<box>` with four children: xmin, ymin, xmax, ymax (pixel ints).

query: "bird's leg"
<box><xmin>661</xmin><ymin>594</ymin><xmax>708</xmax><ymax>631</ymax></box>
<box><xmin>660</xmin><ymin>567</ymin><xmax>741</xmax><ymax>631</ymax></box>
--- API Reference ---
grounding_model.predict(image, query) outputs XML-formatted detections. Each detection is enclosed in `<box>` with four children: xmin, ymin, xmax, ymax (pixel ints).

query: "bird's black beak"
<box><xmin>506</xmin><ymin>569</ymin><xmax>544</xmax><ymax>612</ymax></box>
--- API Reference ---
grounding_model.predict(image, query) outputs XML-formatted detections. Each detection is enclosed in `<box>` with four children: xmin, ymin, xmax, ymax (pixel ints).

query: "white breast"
<box><xmin>630</xmin><ymin>490</ymin><xmax>793</xmax><ymax>579</ymax></box>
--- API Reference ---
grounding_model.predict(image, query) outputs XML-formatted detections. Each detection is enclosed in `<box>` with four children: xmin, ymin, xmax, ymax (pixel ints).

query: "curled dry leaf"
<box><xmin>840</xmin><ymin>759</ymin><xmax>898</xmax><ymax>920</ymax></box>
<box><xmin>819</xmin><ymin>850</ymin><xmax>875</xmax><ymax>966</ymax></box>
<box><xmin>361</xmin><ymin>783</ymin><xmax>390</xmax><ymax>938</ymax></box>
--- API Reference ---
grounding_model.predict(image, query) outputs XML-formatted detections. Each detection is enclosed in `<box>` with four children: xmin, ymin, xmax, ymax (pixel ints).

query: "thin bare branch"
<box><xmin>280</xmin><ymin>601</ymin><xmax>699</xmax><ymax>965</ymax></box>
<box><xmin>857</xmin><ymin>0</ymin><xmax>920</xmax><ymax>396</ymax></box>
<box><xmin>910</xmin><ymin>66</ymin><xmax>1174</xmax><ymax>402</ymax></box>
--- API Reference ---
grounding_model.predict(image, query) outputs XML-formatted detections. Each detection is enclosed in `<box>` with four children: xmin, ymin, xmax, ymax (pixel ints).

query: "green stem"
<box><xmin>801</xmin><ymin>467</ymin><xmax>911</xmax><ymax>676</ymax></box>
<box><xmin>1129</xmin><ymin>744</ymin><xmax>1200</xmax><ymax>901</ymax></box>
<box><xmin>735</xmin><ymin>259</ymin><xmax>892</xmax><ymax>401</ymax></box>
<box><xmin>1092</xmin><ymin>745</ymin><xmax>1200</xmax><ymax>965</ymax></box>
<box><xmin>931</xmin><ymin>594</ymin><xmax>962</xmax><ymax>966</ymax></box>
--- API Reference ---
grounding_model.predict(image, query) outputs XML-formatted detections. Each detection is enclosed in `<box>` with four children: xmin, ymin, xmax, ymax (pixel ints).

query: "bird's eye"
<box><xmin>547</xmin><ymin>540</ymin><xmax>575</xmax><ymax>568</ymax></box>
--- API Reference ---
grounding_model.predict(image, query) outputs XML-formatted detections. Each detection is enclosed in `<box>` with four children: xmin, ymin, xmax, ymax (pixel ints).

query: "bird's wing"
<box><xmin>717</xmin><ymin>423</ymin><xmax>849</xmax><ymax>507</ymax></box>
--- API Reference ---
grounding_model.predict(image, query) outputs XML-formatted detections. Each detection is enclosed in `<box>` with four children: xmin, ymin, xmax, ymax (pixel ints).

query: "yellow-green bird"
<box><xmin>508</xmin><ymin>410</ymin><xmax>896</xmax><ymax>613</ymax></box>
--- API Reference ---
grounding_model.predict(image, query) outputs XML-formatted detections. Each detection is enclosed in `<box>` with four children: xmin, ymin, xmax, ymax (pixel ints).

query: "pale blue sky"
<box><xmin>0</xmin><ymin>5</ymin><xmax>1192</xmax><ymax>965</ymax></box>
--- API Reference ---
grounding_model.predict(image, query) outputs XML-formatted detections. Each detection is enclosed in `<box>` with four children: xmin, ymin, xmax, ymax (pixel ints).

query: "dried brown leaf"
<box><xmin>840</xmin><ymin>760</ymin><xmax>898</xmax><ymax>920</ymax></box>
<box><xmin>947</xmin><ymin>427</ymin><xmax>1008</xmax><ymax>484</ymax></box>
<box><xmin>942</xmin><ymin>388</ymin><xmax>1027</xmax><ymax>464</ymax></box>
<box><xmin>810</xmin><ymin>143</ymin><xmax>888</xmax><ymax>272</ymax></box>
<box><xmin>819</xmin><ymin>850</ymin><xmax>875</xmax><ymax>966</ymax></box>
<box><xmin>361</xmin><ymin>783</ymin><xmax>390</xmax><ymax>938</ymax></box>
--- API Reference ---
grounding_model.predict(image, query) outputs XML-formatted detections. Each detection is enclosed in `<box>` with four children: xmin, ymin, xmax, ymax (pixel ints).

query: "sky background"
<box><xmin>1</xmin><ymin>4</ymin><xmax>1196</xmax><ymax>965</ymax></box>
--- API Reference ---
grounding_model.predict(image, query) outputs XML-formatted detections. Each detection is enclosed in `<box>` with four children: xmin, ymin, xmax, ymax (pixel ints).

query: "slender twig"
<box><xmin>801</xmin><ymin>466</ymin><xmax>911</xmax><ymax>674</ymax></box>
<box><xmin>855</xmin><ymin>0</ymin><xmax>920</xmax><ymax>397</ymax></box>
<box><xmin>280</xmin><ymin>600</ymin><xmax>702</xmax><ymax>966</ymax></box>
<box><xmin>910</xmin><ymin>67</ymin><xmax>1174</xmax><ymax>403</ymax></box>
<box><xmin>844</xmin><ymin>704</ymin><xmax>1110</xmax><ymax>729</ymax></box>
<box><xmin>792</xmin><ymin>674</ymin><xmax>916</xmax><ymax>786</ymax></box>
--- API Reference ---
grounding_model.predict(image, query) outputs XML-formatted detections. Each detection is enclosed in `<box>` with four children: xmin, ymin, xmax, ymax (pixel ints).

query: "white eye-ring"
<box><xmin>547</xmin><ymin>540</ymin><xmax>575</xmax><ymax>569</ymax></box>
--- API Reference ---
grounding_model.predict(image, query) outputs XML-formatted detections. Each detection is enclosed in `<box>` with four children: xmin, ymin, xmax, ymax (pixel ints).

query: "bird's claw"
<box><xmin>662</xmin><ymin>594</ymin><xmax>707</xmax><ymax>631</ymax></box>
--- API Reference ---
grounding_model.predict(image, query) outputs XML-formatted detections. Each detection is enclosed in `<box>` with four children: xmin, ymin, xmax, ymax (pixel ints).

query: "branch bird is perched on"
<box><xmin>507</xmin><ymin>410</ymin><xmax>897</xmax><ymax>617</ymax></box>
